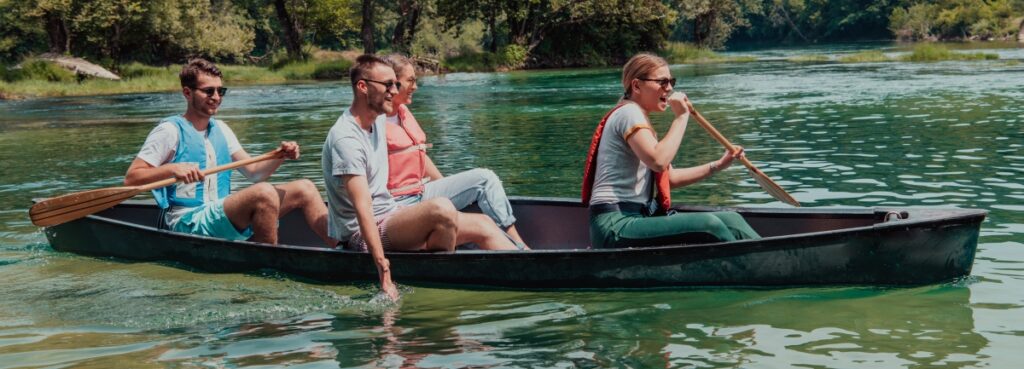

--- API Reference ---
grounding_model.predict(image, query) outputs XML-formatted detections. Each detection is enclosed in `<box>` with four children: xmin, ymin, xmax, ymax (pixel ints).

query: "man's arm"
<box><xmin>342</xmin><ymin>174</ymin><xmax>399</xmax><ymax>301</ymax></box>
<box><xmin>233</xmin><ymin>141</ymin><xmax>298</xmax><ymax>182</ymax></box>
<box><xmin>124</xmin><ymin>158</ymin><xmax>203</xmax><ymax>186</ymax></box>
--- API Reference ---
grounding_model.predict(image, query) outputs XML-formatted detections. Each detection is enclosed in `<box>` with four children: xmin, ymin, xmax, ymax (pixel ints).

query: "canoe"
<box><xmin>40</xmin><ymin>197</ymin><xmax>985</xmax><ymax>288</ymax></box>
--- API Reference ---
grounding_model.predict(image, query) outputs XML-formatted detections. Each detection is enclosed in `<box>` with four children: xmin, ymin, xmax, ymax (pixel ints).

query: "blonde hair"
<box><xmin>383</xmin><ymin>53</ymin><xmax>414</xmax><ymax>77</ymax></box>
<box><xmin>621</xmin><ymin>53</ymin><xmax>667</xmax><ymax>99</ymax></box>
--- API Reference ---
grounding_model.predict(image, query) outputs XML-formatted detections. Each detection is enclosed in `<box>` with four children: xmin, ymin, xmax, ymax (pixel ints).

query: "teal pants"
<box><xmin>590</xmin><ymin>209</ymin><xmax>761</xmax><ymax>249</ymax></box>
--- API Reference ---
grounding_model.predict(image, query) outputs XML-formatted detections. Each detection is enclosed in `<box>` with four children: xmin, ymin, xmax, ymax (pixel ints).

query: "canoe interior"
<box><xmin>94</xmin><ymin>198</ymin><xmax>898</xmax><ymax>250</ymax></box>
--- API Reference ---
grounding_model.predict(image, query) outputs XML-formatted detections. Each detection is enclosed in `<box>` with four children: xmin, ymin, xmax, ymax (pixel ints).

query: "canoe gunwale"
<box><xmin>40</xmin><ymin>197</ymin><xmax>987</xmax><ymax>257</ymax></box>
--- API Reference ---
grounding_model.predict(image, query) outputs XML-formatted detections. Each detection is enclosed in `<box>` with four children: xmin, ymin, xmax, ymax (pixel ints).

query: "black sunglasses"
<box><xmin>193</xmin><ymin>86</ymin><xmax>228</xmax><ymax>96</ymax></box>
<box><xmin>638</xmin><ymin>77</ymin><xmax>676</xmax><ymax>89</ymax></box>
<box><xmin>362</xmin><ymin>78</ymin><xmax>402</xmax><ymax>91</ymax></box>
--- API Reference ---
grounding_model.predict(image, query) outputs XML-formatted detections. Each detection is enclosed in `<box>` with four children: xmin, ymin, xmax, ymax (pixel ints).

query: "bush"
<box><xmin>496</xmin><ymin>44</ymin><xmax>528</xmax><ymax>69</ymax></box>
<box><xmin>311</xmin><ymin>59</ymin><xmax>354</xmax><ymax>80</ymax></box>
<box><xmin>442</xmin><ymin>52</ymin><xmax>495</xmax><ymax>73</ymax></box>
<box><xmin>890</xmin><ymin>4</ymin><xmax>939</xmax><ymax>41</ymax></box>
<box><xmin>663</xmin><ymin>42</ymin><xmax>720</xmax><ymax>63</ymax></box>
<box><xmin>120</xmin><ymin>63</ymin><xmax>175</xmax><ymax>79</ymax></box>
<box><xmin>5</xmin><ymin>60</ymin><xmax>77</xmax><ymax>82</ymax></box>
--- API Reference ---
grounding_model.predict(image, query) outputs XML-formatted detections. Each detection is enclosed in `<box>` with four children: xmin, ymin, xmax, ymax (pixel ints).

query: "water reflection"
<box><xmin>60</xmin><ymin>286</ymin><xmax>976</xmax><ymax>368</ymax></box>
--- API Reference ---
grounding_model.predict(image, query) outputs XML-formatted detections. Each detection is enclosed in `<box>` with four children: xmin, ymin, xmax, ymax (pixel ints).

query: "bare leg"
<box><xmin>223</xmin><ymin>182</ymin><xmax>280</xmax><ymax>244</ymax></box>
<box><xmin>506</xmin><ymin>224</ymin><xmax>527</xmax><ymax>247</ymax></box>
<box><xmin>272</xmin><ymin>179</ymin><xmax>336</xmax><ymax>247</ymax></box>
<box><xmin>456</xmin><ymin>213</ymin><xmax>521</xmax><ymax>250</ymax></box>
<box><xmin>384</xmin><ymin>198</ymin><xmax>459</xmax><ymax>252</ymax></box>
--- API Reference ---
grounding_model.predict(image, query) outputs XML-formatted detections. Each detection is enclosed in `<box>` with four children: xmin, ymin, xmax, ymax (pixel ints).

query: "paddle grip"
<box><xmin>137</xmin><ymin>149</ymin><xmax>283</xmax><ymax>192</ymax></box>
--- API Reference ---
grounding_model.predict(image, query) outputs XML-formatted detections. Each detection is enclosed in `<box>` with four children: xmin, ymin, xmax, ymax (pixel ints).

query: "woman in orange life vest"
<box><xmin>382</xmin><ymin>54</ymin><xmax>528</xmax><ymax>249</ymax></box>
<box><xmin>582</xmin><ymin>53</ymin><xmax>761</xmax><ymax>248</ymax></box>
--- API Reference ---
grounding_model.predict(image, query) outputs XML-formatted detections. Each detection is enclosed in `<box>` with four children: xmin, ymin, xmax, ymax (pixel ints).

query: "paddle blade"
<box><xmin>30</xmin><ymin>187</ymin><xmax>142</xmax><ymax>227</ymax></box>
<box><xmin>745</xmin><ymin>167</ymin><xmax>800</xmax><ymax>207</ymax></box>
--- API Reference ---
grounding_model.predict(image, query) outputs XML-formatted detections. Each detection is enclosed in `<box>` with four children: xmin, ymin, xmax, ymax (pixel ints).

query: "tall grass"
<box><xmin>901</xmin><ymin>44</ymin><xmax>999</xmax><ymax>62</ymax></box>
<box><xmin>661</xmin><ymin>43</ymin><xmax>758</xmax><ymax>64</ymax></box>
<box><xmin>838</xmin><ymin>51</ymin><xmax>892</xmax><ymax>63</ymax></box>
<box><xmin>787</xmin><ymin>54</ymin><xmax>831</xmax><ymax>63</ymax></box>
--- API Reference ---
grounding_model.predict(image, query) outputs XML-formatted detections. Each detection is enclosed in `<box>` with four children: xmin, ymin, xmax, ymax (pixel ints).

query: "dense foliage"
<box><xmin>1</xmin><ymin>0</ymin><xmax>1021</xmax><ymax>69</ymax></box>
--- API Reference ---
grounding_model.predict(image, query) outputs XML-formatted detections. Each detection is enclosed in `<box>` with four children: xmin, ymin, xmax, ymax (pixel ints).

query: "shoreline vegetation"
<box><xmin>1</xmin><ymin>42</ymin><xmax>1015</xmax><ymax>100</ymax></box>
<box><xmin>2</xmin><ymin>0</ymin><xmax>1022</xmax><ymax>100</ymax></box>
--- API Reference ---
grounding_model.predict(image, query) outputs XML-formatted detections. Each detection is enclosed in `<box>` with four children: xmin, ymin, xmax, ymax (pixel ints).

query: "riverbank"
<box><xmin>0</xmin><ymin>58</ymin><xmax>353</xmax><ymax>100</ymax></box>
<box><xmin>1</xmin><ymin>42</ymin><xmax>1016</xmax><ymax>100</ymax></box>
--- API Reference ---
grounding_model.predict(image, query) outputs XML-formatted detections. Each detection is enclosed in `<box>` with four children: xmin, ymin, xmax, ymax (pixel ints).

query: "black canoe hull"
<box><xmin>42</xmin><ymin>197</ymin><xmax>985</xmax><ymax>288</ymax></box>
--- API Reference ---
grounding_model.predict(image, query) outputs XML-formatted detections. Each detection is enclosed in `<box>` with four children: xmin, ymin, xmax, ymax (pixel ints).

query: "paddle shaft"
<box><xmin>686</xmin><ymin>103</ymin><xmax>759</xmax><ymax>171</ymax></box>
<box><xmin>685</xmin><ymin>103</ymin><xmax>800</xmax><ymax>207</ymax></box>
<box><xmin>30</xmin><ymin>150</ymin><xmax>283</xmax><ymax>227</ymax></box>
<box><xmin>137</xmin><ymin>150</ymin><xmax>283</xmax><ymax>191</ymax></box>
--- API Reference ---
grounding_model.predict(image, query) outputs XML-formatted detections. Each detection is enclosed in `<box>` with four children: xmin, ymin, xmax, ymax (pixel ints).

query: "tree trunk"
<box><xmin>43</xmin><ymin>11</ymin><xmax>69</xmax><ymax>54</ymax></box>
<box><xmin>1018</xmin><ymin>18</ymin><xmax>1023</xmax><ymax>42</ymax></box>
<box><xmin>406</xmin><ymin>3</ymin><xmax>421</xmax><ymax>49</ymax></box>
<box><xmin>361</xmin><ymin>0</ymin><xmax>376</xmax><ymax>54</ymax></box>
<box><xmin>273</xmin><ymin>0</ymin><xmax>304</xmax><ymax>60</ymax></box>
<box><xmin>391</xmin><ymin>0</ymin><xmax>421</xmax><ymax>53</ymax></box>
<box><xmin>392</xmin><ymin>0</ymin><xmax>409</xmax><ymax>51</ymax></box>
<box><xmin>775</xmin><ymin>1</ymin><xmax>809</xmax><ymax>43</ymax></box>
<box><xmin>487</xmin><ymin>5</ymin><xmax>498</xmax><ymax>52</ymax></box>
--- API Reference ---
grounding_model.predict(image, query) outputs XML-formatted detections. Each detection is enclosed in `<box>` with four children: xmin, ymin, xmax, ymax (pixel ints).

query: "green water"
<box><xmin>1</xmin><ymin>44</ymin><xmax>1023</xmax><ymax>367</ymax></box>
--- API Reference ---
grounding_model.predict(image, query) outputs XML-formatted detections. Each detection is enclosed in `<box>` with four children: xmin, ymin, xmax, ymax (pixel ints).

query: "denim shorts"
<box><xmin>171</xmin><ymin>198</ymin><xmax>254</xmax><ymax>241</ymax></box>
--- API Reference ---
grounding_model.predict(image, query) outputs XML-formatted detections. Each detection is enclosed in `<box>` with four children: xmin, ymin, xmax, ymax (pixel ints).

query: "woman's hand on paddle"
<box><xmin>668</xmin><ymin>92</ymin><xmax>690</xmax><ymax>118</ymax></box>
<box><xmin>277</xmin><ymin>141</ymin><xmax>300</xmax><ymax>160</ymax></box>
<box><xmin>169</xmin><ymin>163</ymin><xmax>204</xmax><ymax>183</ymax></box>
<box><xmin>718</xmin><ymin>146</ymin><xmax>745</xmax><ymax>169</ymax></box>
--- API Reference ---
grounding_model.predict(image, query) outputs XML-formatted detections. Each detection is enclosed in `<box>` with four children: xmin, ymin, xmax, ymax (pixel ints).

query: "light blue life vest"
<box><xmin>152</xmin><ymin>115</ymin><xmax>232</xmax><ymax>209</ymax></box>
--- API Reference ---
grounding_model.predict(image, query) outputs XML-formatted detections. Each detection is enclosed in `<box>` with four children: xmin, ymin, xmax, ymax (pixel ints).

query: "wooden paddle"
<box><xmin>686</xmin><ymin>102</ymin><xmax>801</xmax><ymax>207</ymax></box>
<box><xmin>30</xmin><ymin>150</ymin><xmax>283</xmax><ymax>227</ymax></box>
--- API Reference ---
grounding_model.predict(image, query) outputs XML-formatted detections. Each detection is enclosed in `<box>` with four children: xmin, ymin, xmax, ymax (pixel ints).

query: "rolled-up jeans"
<box><xmin>394</xmin><ymin>168</ymin><xmax>517</xmax><ymax>228</ymax></box>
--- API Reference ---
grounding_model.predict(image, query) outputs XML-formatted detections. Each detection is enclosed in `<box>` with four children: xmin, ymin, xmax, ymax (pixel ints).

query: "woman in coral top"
<box><xmin>382</xmin><ymin>54</ymin><xmax>528</xmax><ymax>248</ymax></box>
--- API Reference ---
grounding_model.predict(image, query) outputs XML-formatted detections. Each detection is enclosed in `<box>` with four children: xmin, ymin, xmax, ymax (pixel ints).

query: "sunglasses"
<box><xmin>638</xmin><ymin>77</ymin><xmax>676</xmax><ymax>89</ymax></box>
<box><xmin>193</xmin><ymin>86</ymin><xmax>228</xmax><ymax>97</ymax></box>
<box><xmin>362</xmin><ymin>78</ymin><xmax>402</xmax><ymax>91</ymax></box>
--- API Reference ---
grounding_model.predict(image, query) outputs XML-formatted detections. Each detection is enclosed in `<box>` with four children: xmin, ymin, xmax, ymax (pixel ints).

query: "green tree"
<box><xmin>72</xmin><ymin>0</ymin><xmax>146</xmax><ymax>63</ymax></box>
<box><xmin>672</xmin><ymin>0</ymin><xmax>762</xmax><ymax>49</ymax></box>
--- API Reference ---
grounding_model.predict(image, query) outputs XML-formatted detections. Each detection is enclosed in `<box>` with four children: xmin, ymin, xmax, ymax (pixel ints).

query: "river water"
<box><xmin>1</xmin><ymin>44</ymin><xmax>1022</xmax><ymax>367</ymax></box>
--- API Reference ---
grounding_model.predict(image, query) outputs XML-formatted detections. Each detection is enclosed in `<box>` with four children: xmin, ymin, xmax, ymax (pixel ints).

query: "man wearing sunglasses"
<box><xmin>124</xmin><ymin>58</ymin><xmax>336</xmax><ymax>247</ymax></box>
<box><xmin>322</xmin><ymin>55</ymin><xmax>520</xmax><ymax>301</ymax></box>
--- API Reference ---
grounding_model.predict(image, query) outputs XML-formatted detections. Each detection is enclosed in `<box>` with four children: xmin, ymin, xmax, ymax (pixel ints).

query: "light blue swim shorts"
<box><xmin>171</xmin><ymin>198</ymin><xmax>254</xmax><ymax>241</ymax></box>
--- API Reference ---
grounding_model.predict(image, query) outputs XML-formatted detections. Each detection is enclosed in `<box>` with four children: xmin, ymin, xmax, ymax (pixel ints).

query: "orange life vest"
<box><xmin>386</xmin><ymin>104</ymin><xmax>431</xmax><ymax>197</ymax></box>
<box><xmin>581</xmin><ymin>103</ymin><xmax>672</xmax><ymax>213</ymax></box>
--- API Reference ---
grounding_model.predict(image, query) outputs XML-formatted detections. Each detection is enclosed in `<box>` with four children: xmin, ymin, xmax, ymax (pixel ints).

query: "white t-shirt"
<box><xmin>385</xmin><ymin>114</ymin><xmax>400</xmax><ymax>126</ymax></box>
<box><xmin>136</xmin><ymin>119</ymin><xmax>243</xmax><ymax>227</ymax></box>
<box><xmin>589</xmin><ymin>103</ymin><xmax>655</xmax><ymax>206</ymax></box>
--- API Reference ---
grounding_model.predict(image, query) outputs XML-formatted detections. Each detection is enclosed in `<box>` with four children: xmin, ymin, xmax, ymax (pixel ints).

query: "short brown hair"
<box><xmin>621</xmin><ymin>53</ymin><xmax>667</xmax><ymax>99</ymax></box>
<box><xmin>350</xmin><ymin>54</ymin><xmax>389</xmax><ymax>89</ymax></box>
<box><xmin>179</xmin><ymin>58</ymin><xmax>222</xmax><ymax>88</ymax></box>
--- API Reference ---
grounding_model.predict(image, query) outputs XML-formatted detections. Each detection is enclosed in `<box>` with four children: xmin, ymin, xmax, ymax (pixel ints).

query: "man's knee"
<box><xmin>423</xmin><ymin>198</ymin><xmax>458</xmax><ymax>227</ymax></box>
<box><xmin>291</xmin><ymin>179</ymin><xmax>322</xmax><ymax>201</ymax></box>
<box><xmin>250</xmin><ymin>182</ymin><xmax>280</xmax><ymax>210</ymax></box>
